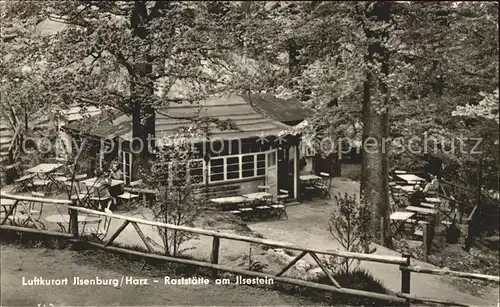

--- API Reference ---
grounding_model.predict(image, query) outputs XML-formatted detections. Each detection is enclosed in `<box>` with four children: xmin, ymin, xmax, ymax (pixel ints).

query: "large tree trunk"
<box><xmin>130</xmin><ymin>2</ymin><xmax>157</xmax><ymax>181</ymax></box>
<box><xmin>361</xmin><ymin>1</ymin><xmax>392</xmax><ymax>248</ymax></box>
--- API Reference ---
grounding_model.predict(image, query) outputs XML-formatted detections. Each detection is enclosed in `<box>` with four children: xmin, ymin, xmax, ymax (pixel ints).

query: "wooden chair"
<box><xmin>389</xmin><ymin>184</ymin><xmax>409</xmax><ymax>209</ymax></box>
<box><xmin>81</xmin><ymin>208</ymin><xmax>112</xmax><ymax>241</ymax></box>
<box><xmin>64</xmin><ymin>174</ymin><xmax>88</xmax><ymax>195</ymax></box>
<box><xmin>8</xmin><ymin>162</ymin><xmax>35</xmax><ymax>192</ymax></box>
<box><xmin>118</xmin><ymin>192</ymin><xmax>139</xmax><ymax>211</ymax></box>
<box><xmin>271</xmin><ymin>189</ymin><xmax>288</xmax><ymax>220</ymax></box>
<box><xmin>238</xmin><ymin>200</ymin><xmax>254</xmax><ymax>221</ymax></box>
<box><xmin>316</xmin><ymin>172</ymin><xmax>332</xmax><ymax>199</ymax></box>
<box><xmin>13</xmin><ymin>192</ymin><xmax>46</xmax><ymax>229</ymax></box>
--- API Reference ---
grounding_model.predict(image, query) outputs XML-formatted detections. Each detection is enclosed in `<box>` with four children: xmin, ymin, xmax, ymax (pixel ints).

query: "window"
<box><xmin>267</xmin><ymin>151</ymin><xmax>276</xmax><ymax>167</ymax></box>
<box><xmin>118</xmin><ymin>149</ymin><xmax>132</xmax><ymax>184</ymax></box>
<box><xmin>210</xmin><ymin>158</ymin><xmax>224</xmax><ymax>182</ymax></box>
<box><xmin>242</xmin><ymin>155</ymin><xmax>254</xmax><ymax>178</ymax></box>
<box><xmin>257</xmin><ymin>154</ymin><xmax>265</xmax><ymax>176</ymax></box>
<box><xmin>208</xmin><ymin>151</ymin><xmax>269</xmax><ymax>183</ymax></box>
<box><xmin>301</xmin><ymin>142</ymin><xmax>316</xmax><ymax>157</ymax></box>
<box><xmin>226</xmin><ymin>157</ymin><xmax>240</xmax><ymax>179</ymax></box>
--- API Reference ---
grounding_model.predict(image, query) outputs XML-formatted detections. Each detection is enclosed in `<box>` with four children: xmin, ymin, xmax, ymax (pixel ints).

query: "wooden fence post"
<box><xmin>69</xmin><ymin>203</ymin><xmax>80</xmax><ymax>250</ymax></box>
<box><xmin>423</xmin><ymin>223</ymin><xmax>429</xmax><ymax>261</ymax></box>
<box><xmin>210</xmin><ymin>236</ymin><xmax>220</xmax><ymax>279</ymax></box>
<box><xmin>400</xmin><ymin>253</ymin><xmax>411</xmax><ymax>306</ymax></box>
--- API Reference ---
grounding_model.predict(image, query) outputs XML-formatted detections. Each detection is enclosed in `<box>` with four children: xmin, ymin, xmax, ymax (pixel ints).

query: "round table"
<box><xmin>45</xmin><ymin>214</ymin><xmax>103</xmax><ymax>232</ymax></box>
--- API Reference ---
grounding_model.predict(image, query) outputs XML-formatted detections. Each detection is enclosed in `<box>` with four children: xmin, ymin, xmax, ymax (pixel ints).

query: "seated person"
<box><xmin>409</xmin><ymin>185</ymin><xmax>425</xmax><ymax>206</ymax></box>
<box><xmin>107</xmin><ymin>161</ymin><xmax>124</xmax><ymax>209</ymax></box>
<box><xmin>423</xmin><ymin>174</ymin><xmax>439</xmax><ymax>194</ymax></box>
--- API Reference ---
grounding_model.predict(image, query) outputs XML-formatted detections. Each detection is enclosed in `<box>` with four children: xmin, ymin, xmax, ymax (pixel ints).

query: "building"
<box><xmin>64</xmin><ymin>95</ymin><xmax>304</xmax><ymax>200</ymax></box>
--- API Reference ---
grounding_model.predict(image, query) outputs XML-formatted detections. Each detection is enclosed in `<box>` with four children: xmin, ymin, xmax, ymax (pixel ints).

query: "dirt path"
<box><xmin>0</xmin><ymin>245</ymin><xmax>318</xmax><ymax>306</ymax></box>
<box><xmin>247</xmin><ymin>178</ymin><xmax>499</xmax><ymax>306</ymax></box>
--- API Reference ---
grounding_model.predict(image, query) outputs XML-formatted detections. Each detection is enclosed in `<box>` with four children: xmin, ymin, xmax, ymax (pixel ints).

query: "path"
<box><xmin>249</xmin><ymin>200</ymin><xmax>499</xmax><ymax>306</ymax></box>
<box><xmin>0</xmin><ymin>245</ymin><xmax>318</xmax><ymax>306</ymax></box>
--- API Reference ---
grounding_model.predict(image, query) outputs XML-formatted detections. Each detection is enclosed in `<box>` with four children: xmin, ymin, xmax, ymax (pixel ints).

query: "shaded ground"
<box><xmin>0</xmin><ymin>244</ymin><xmax>319</xmax><ymax>306</ymax></box>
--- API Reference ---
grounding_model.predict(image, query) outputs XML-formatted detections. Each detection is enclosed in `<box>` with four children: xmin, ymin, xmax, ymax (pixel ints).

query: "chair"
<box><xmin>118</xmin><ymin>192</ymin><xmax>139</xmax><ymax>211</ymax></box>
<box><xmin>14</xmin><ymin>192</ymin><xmax>45</xmax><ymax>229</ymax></box>
<box><xmin>238</xmin><ymin>200</ymin><xmax>254</xmax><ymax>221</ymax></box>
<box><xmin>271</xmin><ymin>190</ymin><xmax>288</xmax><ymax>220</ymax></box>
<box><xmin>64</xmin><ymin>174</ymin><xmax>87</xmax><ymax>195</ymax></box>
<box><xmin>389</xmin><ymin>184</ymin><xmax>409</xmax><ymax>209</ymax></box>
<box><xmin>316</xmin><ymin>172</ymin><xmax>332</xmax><ymax>199</ymax></box>
<box><xmin>81</xmin><ymin>208</ymin><xmax>112</xmax><ymax>241</ymax></box>
<box><xmin>8</xmin><ymin>162</ymin><xmax>35</xmax><ymax>192</ymax></box>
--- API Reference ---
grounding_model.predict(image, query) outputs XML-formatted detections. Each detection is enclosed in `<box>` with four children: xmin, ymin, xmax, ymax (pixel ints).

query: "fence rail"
<box><xmin>1</xmin><ymin>192</ymin><xmax>498</xmax><ymax>306</ymax></box>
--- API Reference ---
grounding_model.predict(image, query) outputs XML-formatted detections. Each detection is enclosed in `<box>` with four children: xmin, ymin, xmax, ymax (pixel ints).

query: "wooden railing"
<box><xmin>1</xmin><ymin>192</ymin><xmax>498</xmax><ymax>306</ymax></box>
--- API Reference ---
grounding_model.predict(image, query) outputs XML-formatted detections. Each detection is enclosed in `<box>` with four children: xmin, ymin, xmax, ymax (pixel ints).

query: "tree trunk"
<box><xmin>130</xmin><ymin>2</ymin><xmax>157</xmax><ymax>180</ymax></box>
<box><xmin>361</xmin><ymin>2</ymin><xmax>392</xmax><ymax>248</ymax></box>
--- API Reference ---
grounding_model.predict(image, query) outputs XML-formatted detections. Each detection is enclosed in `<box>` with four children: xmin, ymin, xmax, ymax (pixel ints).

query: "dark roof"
<box><xmin>66</xmin><ymin>95</ymin><xmax>291</xmax><ymax>142</ymax></box>
<box><xmin>242</xmin><ymin>93</ymin><xmax>311</xmax><ymax>124</ymax></box>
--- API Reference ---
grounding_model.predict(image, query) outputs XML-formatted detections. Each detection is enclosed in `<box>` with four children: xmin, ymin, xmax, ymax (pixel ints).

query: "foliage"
<box><xmin>452</xmin><ymin>89</ymin><xmax>499</xmax><ymax>124</ymax></box>
<box><xmin>148</xmin><ymin>123</ymin><xmax>207</xmax><ymax>257</ymax></box>
<box><xmin>312</xmin><ymin>269</ymin><xmax>392</xmax><ymax>306</ymax></box>
<box><xmin>327</xmin><ymin>193</ymin><xmax>372</xmax><ymax>274</ymax></box>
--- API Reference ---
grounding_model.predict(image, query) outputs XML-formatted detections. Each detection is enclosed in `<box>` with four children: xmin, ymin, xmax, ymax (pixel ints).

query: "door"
<box><xmin>265</xmin><ymin>149</ymin><xmax>278</xmax><ymax>197</ymax></box>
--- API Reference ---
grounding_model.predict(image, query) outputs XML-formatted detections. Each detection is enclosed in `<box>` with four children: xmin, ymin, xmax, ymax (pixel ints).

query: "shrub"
<box><xmin>314</xmin><ymin>269</ymin><xmax>395</xmax><ymax>306</ymax></box>
<box><xmin>327</xmin><ymin>193</ymin><xmax>372</xmax><ymax>274</ymax></box>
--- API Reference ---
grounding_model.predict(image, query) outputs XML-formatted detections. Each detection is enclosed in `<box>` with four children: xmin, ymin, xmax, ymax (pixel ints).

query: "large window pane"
<box><xmin>267</xmin><ymin>151</ymin><xmax>276</xmax><ymax>166</ymax></box>
<box><xmin>226</xmin><ymin>157</ymin><xmax>240</xmax><ymax>180</ymax></box>
<box><xmin>257</xmin><ymin>154</ymin><xmax>266</xmax><ymax>176</ymax></box>
<box><xmin>210</xmin><ymin>158</ymin><xmax>224</xmax><ymax>182</ymax></box>
<box><xmin>242</xmin><ymin>155</ymin><xmax>255</xmax><ymax>178</ymax></box>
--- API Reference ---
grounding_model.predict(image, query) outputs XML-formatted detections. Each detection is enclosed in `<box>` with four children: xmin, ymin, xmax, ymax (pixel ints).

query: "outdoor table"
<box><xmin>300</xmin><ymin>174</ymin><xmax>321</xmax><ymax>182</ymax></box>
<box><xmin>399</xmin><ymin>185</ymin><xmax>415</xmax><ymax>193</ymax></box>
<box><xmin>405</xmin><ymin>206</ymin><xmax>436</xmax><ymax>215</ymax></box>
<box><xmin>26</xmin><ymin>163</ymin><xmax>64</xmax><ymax>190</ymax></box>
<box><xmin>420</xmin><ymin>202</ymin><xmax>436</xmax><ymax>209</ymax></box>
<box><xmin>27</xmin><ymin>163</ymin><xmax>64</xmax><ymax>175</ymax></box>
<box><xmin>390</xmin><ymin>211</ymin><xmax>415</xmax><ymax>238</ymax></box>
<box><xmin>81</xmin><ymin>177</ymin><xmax>124</xmax><ymax>198</ymax></box>
<box><xmin>395</xmin><ymin>174</ymin><xmax>425</xmax><ymax>183</ymax></box>
<box><xmin>209</xmin><ymin>196</ymin><xmax>248</xmax><ymax>211</ymax></box>
<box><xmin>300</xmin><ymin>175</ymin><xmax>322</xmax><ymax>199</ymax></box>
<box><xmin>45</xmin><ymin>214</ymin><xmax>103</xmax><ymax>233</ymax></box>
<box><xmin>425</xmin><ymin>197</ymin><xmax>442</xmax><ymax>203</ymax></box>
<box><xmin>81</xmin><ymin>177</ymin><xmax>124</xmax><ymax>189</ymax></box>
<box><xmin>242</xmin><ymin>192</ymin><xmax>273</xmax><ymax>200</ymax></box>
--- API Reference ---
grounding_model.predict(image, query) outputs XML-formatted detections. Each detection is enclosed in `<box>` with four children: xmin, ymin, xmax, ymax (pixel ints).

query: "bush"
<box><xmin>314</xmin><ymin>269</ymin><xmax>396</xmax><ymax>306</ymax></box>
